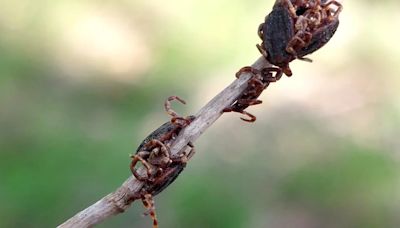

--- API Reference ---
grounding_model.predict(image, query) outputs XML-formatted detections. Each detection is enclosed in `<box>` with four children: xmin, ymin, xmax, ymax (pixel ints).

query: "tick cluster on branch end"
<box><xmin>130</xmin><ymin>1</ymin><xmax>343</xmax><ymax>227</ymax></box>
<box><xmin>224</xmin><ymin>0</ymin><xmax>342</xmax><ymax>122</ymax></box>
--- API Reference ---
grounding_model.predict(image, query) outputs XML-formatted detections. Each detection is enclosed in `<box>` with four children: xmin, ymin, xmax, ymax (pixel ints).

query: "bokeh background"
<box><xmin>1</xmin><ymin>0</ymin><xmax>400</xmax><ymax>227</ymax></box>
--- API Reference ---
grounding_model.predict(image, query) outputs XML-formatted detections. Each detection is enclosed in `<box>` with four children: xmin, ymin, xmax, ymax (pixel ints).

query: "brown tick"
<box><xmin>223</xmin><ymin>66</ymin><xmax>281</xmax><ymax>122</ymax></box>
<box><xmin>130</xmin><ymin>96</ymin><xmax>195</xmax><ymax>228</ymax></box>
<box><xmin>225</xmin><ymin>0</ymin><xmax>342</xmax><ymax>122</ymax></box>
<box><xmin>257</xmin><ymin>0</ymin><xmax>342</xmax><ymax>77</ymax></box>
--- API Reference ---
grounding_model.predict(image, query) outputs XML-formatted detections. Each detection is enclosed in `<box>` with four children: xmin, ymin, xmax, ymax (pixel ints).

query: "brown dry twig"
<box><xmin>57</xmin><ymin>56</ymin><xmax>272</xmax><ymax>228</ymax></box>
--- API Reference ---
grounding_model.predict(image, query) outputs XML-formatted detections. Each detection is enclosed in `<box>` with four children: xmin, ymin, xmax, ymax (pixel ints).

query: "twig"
<box><xmin>57</xmin><ymin>56</ymin><xmax>271</xmax><ymax>228</ymax></box>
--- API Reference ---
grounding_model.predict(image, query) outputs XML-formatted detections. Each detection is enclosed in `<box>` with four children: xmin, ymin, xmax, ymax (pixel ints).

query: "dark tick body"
<box><xmin>225</xmin><ymin>0</ymin><xmax>342</xmax><ymax>122</ymax></box>
<box><xmin>133</xmin><ymin>120</ymin><xmax>194</xmax><ymax>196</ymax></box>
<box><xmin>259</xmin><ymin>2</ymin><xmax>296</xmax><ymax>76</ymax></box>
<box><xmin>258</xmin><ymin>0</ymin><xmax>342</xmax><ymax>77</ymax></box>
<box><xmin>130</xmin><ymin>96</ymin><xmax>195</xmax><ymax>228</ymax></box>
<box><xmin>296</xmin><ymin>12</ymin><xmax>339</xmax><ymax>57</ymax></box>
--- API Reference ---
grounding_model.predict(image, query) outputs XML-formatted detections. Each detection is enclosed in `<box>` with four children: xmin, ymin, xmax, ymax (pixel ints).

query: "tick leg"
<box><xmin>287</xmin><ymin>34</ymin><xmax>308</xmax><ymax>51</ymax></box>
<box><xmin>282</xmin><ymin>0</ymin><xmax>297</xmax><ymax>18</ymax></box>
<box><xmin>148</xmin><ymin>139</ymin><xmax>171</xmax><ymax>160</ymax></box>
<box><xmin>171</xmin><ymin>116</ymin><xmax>192</xmax><ymax>127</ymax></box>
<box><xmin>307</xmin><ymin>0</ymin><xmax>322</xmax><ymax>10</ymax></box>
<box><xmin>154</xmin><ymin>167</ymin><xmax>164</xmax><ymax>177</ymax></box>
<box><xmin>297</xmin><ymin>56</ymin><xmax>312</xmax><ymax>62</ymax></box>
<box><xmin>164</xmin><ymin>96</ymin><xmax>186</xmax><ymax>118</ymax></box>
<box><xmin>237</xmin><ymin>67</ymin><xmax>264</xmax><ymax>95</ymax></box>
<box><xmin>171</xmin><ymin>152</ymin><xmax>188</xmax><ymax>164</ymax></box>
<box><xmin>164</xmin><ymin>96</ymin><xmax>193</xmax><ymax>127</ymax></box>
<box><xmin>256</xmin><ymin>23</ymin><xmax>269</xmax><ymax>59</ymax></box>
<box><xmin>262</xmin><ymin>67</ymin><xmax>284</xmax><ymax>81</ymax></box>
<box><xmin>256</xmin><ymin>43</ymin><xmax>268</xmax><ymax>59</ymax></box>
<box><xmin>130</xmin><ymin>151</ymin><xmax>153</xmax><ymax>182</ymax></box>
<box><xmin>237</xmin><ymin>98</ymin><xmax>262</xmax><ymax>107</ymax></box>
<box><xmin>186</xmin><ymin>143</ymin><xmax>196</xmax><ymax>160</ymax></box>
<box><xmin>223</xmin><ymin>107</ymin><xmax>257</xmax><ymax>122</ymax></box>
<box><xmin>239</xmin><ymin>110</ymin><xmax>257</xmax><ymax>122</ymax></box>
<box><xmin>249</xmin><ymin>76</ymin><xmax>266</xmax><ymax>92</ymax></box>
<box><xmin>282</xmin><ymin>65</ymin><xmax>293</xmax><ymax>76</ymax></box>
<box><xmin>142</xmin><ymin>193</ymin><xmax>158</xmax><ymax>228</ymax></box>
<box><xmin>258</xmin><ymin>23</ymin><xmax>264</xmax><ymax>40</ymax></box>
<box><xmin>286</xmin><ymin>40</ymin><xmax>301</xmax><ymax>56</ymax></box>
<box><xmin>322</xmin><ymin>1</ymin><xmax>342</xmax><ymax>20</ymax></box>
<box><xmin>235</xmin><ymin>66</ymin><xmax>261</xmax><ymax>79</ymax></box>
<box><xmin>288</xmin><ymin>14</ymin><xmax>313</xmax><ymax>57</ymax></box>
<box><xmin>145</xmin><ymin>139</ymin><xmax>173</xmax><ymax>167</ymax></box>
<box><xmin>304</xmin><ymin>10</ymin><xmax>322</xmax><ymax>29</ymax></box>
<box><xmin>286</xmin><ymin>32</ymin><xmax>313</xmax><ymax>62</ymax></box>
<box><xmin>295</xmin><ymin>15</ymin><xmax>311</xmax><ymax>31</ymax></box>
<box><xmin>170</xmin><ymin>141</ymin><xmax>195</xmax><ymax>164</ymax></box>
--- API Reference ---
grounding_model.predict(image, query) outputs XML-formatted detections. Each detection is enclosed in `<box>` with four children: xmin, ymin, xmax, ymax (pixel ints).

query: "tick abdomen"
<box><xmin>263</xmin><ymin>5</ymin><xmax>295</xmax><ymax>67</ymax></box>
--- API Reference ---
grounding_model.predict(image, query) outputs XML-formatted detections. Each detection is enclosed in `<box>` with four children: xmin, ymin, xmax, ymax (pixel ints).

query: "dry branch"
<box><xmin>57</xmin><ymin>56</ymin><xmax>271</xmax><ymax>228</ymax></box>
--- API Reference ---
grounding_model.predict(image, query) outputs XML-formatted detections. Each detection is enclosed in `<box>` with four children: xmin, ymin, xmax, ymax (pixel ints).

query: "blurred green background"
<box><xmin>1</xmin><ymin>0</ymin><xmax>400</xmax><ymax>227</ymax></box>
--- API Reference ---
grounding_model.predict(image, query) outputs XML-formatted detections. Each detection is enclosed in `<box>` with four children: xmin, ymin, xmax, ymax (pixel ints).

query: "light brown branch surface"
<box><xmin>57</xmin><ymin>56</ymin><xmax>271</xmax><ymax>228</ymax></box>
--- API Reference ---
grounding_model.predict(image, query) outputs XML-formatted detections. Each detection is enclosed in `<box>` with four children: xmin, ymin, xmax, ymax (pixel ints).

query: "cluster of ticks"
<box><xmin>130</xmin><ymin>1</ymin><xmax>342</xmax><ymax>227</ymax></box>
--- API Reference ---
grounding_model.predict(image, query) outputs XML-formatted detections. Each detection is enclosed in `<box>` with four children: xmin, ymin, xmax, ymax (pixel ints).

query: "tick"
<box><xmin>257</xmin><ymin>0</ymin><xmax>342</xmax><ymax>77</ymax></box>
<box><xmin>130</xmin><ymin>96</ymin><xmax>195</xmax><ymax>228</ymax></box>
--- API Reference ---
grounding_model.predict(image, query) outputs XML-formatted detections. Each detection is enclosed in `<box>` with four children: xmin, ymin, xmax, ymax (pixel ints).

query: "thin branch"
<box><xmin>57</xmin><ymin>56</ymin><xmax>271</xmax><ymax>228</ymax></box>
